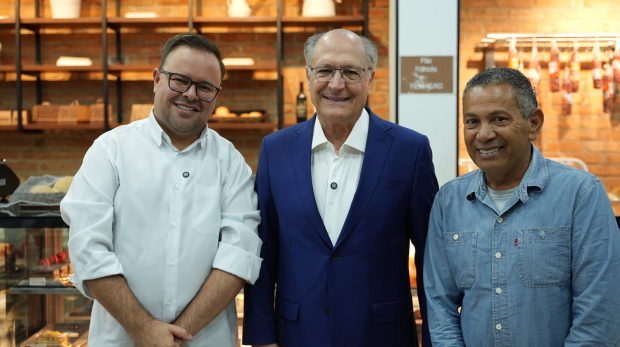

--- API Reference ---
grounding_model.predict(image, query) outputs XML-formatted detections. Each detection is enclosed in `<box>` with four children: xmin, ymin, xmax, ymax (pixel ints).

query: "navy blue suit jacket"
<box><xmin>243</xmin><ymin>108</ymin><xmax>438</xmax><ymax>347</ymax></box>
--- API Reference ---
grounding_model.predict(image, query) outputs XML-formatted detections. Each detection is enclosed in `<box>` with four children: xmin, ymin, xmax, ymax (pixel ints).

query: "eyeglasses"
<box><xmin>159</xmin><ymin>69</ymin><xmax>222</xmax><ymax>102</ymax></box>
<box><xmin>308</xmin><ymin>66</ymin><xmax>367</xmax><ymax>83</ymax></box>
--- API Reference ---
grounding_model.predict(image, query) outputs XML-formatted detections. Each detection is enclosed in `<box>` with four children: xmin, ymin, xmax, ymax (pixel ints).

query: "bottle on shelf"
<box><xmin>296</xmin><ymin>82</ymin><xmax>307</xmax><ymax>123</ymax></box>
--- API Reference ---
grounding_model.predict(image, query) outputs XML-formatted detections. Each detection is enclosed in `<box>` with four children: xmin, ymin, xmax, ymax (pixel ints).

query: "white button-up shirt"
<box><xmin>61</xmin><ymin>112</ymin><xmax>262</xmax><ymax>346</ymax></box>
<box><xmin>311</xmin><ymin>109</ymin><xmax>368</xmax><ymax>245</ymax></box>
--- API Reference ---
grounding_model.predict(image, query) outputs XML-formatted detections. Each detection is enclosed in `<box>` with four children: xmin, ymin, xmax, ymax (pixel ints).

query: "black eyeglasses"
<box><xmin>308</xmin><ymin>66</ymin><xmax>368</xmax><ymax>83</ymax></box>
<box><xmin>159</xmin><ymin>69</ymin><xmax>222</xmax><ymax>102</ymax></box>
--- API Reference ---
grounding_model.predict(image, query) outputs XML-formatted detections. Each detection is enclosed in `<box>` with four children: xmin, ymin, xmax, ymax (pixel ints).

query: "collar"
<box><xmin>147</xmin><ymin>109</ymin><xmax>210</xmax><ymax>150</ymax></box>
<box><xmin>466</xmin><ymin>144</ymin><xmax>548</xmax><ymax>203</ymax></box>
<box><xmin>311</xmin><ymin>108</ymin><xmax>369</xmax><ymax>153</ymax></box>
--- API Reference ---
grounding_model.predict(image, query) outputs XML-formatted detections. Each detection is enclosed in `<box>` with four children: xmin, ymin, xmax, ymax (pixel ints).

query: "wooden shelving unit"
<box><xmin>3</xmin><ymin>0</ymin><xmax>368</xmax><ymax>133</ymax></box>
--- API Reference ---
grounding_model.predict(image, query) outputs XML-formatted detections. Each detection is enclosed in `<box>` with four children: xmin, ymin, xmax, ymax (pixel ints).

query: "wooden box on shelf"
<box><xmin>32</xmin><ymin>103</ymin><xmax>60</xmax><ymax>123</ymax></box>
<box><xmin>0</xmin><ymin>110</ymin><xmax>10</xmax><ymax>126</ymax></box>
<box><xmin>58</xmin><ymin>101</ymin><xmax>90</xmax><ymax>124</ymax></box>
<box><xmin>11</xmin><ymin>110</ymin><xmax>28</xmax><ymax>126</ymax></box>
<box><xmin>89</xmin><ymin>99</ymin><xmax>113</xmax><ymax>123</ymax></box>
<box><xmin>130</xmin><ymin>104</ymin><xmax>153</xmax><ymax>123</ymax></box>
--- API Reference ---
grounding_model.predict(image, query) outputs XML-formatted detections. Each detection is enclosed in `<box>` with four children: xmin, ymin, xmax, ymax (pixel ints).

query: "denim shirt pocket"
<box><xmin>442</xmin><ymin>231</ymin><xmax>478</xmax><ymax>288</ymax></box>
<box><xmin>192</xmin><ymin>184</ymin><xmax>222</xmax><ymax>236</ymax></box>
<box><xmin>517</xmin><ymin>226</ymin><xmax>571</xmax><ymax>288</ymax></box>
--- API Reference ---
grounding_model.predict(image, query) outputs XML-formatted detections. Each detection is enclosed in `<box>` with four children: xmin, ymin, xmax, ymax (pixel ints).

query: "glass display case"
<box><xmin>0</xmin><ymin>215</ymin><xmax>91</xmax><ymax>347</ymax></box>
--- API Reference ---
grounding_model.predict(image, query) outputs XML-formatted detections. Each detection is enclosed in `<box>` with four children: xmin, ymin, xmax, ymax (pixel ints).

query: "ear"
<box><xmin>528</xmin><ymin>108</ymin><xmax>544</xmax><ymax>141</ymax></box>
<box><xmin>153</xmin><ymin>68</ymin><xmax>160</xmax><ymax>93</ymax></box>
<box><xmin>368</xmin><ymin>69</ymin><xmax>376</xmax><ymax>90</ymax></box>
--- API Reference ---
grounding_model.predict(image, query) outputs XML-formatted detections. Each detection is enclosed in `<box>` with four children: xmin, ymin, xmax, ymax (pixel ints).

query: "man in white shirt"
<box><xmin>242</xmin><ymin>29</ymin><xmax>438</xmax><ymax>347</ymax></box>
<box><xmin>61</xmin><ymin>33</ymin><xmax>262</xmax><ymax>347</ymax></box>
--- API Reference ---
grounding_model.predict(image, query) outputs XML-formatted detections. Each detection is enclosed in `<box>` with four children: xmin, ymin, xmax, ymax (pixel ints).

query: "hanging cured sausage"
<box><xmin>569</xmin><ymin>41</ymin><xmax>581</xmax><ymax>93</ymax></box>
<box><xmin>528</xmin><ymin>40</ymin><xmax>541</xmax><ymax>94</ymax></box>
<box><xmin>508</xmin><ymin>37</ymin><xmax>520</xmax><ymax>70</ymax></box>
<box><xmin>549</xmin><ymin>40</ymin><xmax>561</xmax><ymax>92</ymax></box>
<box><xmin>562</xmin><ymin>67</ymin><xmax>572</xmax><ymax>116</ymax></box>
<box><xmin>592</xmin><ymin>40</ymin><xmax>603</xmax><ymax>89</ymax></box>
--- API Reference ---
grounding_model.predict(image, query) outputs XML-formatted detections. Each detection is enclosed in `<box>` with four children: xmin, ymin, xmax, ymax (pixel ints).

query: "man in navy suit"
<box><xmin>243</xmin><ymin>29</ymin><xmax>438</xmax><ymax>347</ymax></box>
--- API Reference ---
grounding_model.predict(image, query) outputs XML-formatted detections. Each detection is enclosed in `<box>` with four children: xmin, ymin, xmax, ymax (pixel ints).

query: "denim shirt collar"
<box><xmin>466</xmin><ymin>144</ymin><xmax>548</xmax><ymax>205</ymax></box>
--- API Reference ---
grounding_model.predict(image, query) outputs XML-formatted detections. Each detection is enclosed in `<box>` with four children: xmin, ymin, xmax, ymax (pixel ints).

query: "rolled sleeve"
<box><xmin>212</xmin><ymin>149</ymin><xmax>262</xmax><ymax>283</ymax></box>
<box><xmin>61</xmin><ymin>141</ymin><xmax>124</xmax><ymax>299</ymax></box>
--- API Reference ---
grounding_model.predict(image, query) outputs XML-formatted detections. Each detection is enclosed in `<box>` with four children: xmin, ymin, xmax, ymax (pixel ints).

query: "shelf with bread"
<box><xmin>0</xmin><ymin>17</ymin><xmax>15</xmax><ymax>29</ymax></box>
<box><xmin>19</xmin><ymin>17</ymin><xmax>102</xmax><ymax>29</ymax></box>
<box><xmin>281</xmin><ymin>15</ymin><xmax>365</xmax><ymax>27</ymax></box>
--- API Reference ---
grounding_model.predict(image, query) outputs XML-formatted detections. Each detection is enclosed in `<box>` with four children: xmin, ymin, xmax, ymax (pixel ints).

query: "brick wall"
<box><xmin>0</xmin><ymin>0</ymin><xmax>389</xmax><ymax>181</ymax></box>
<box><xmin>460</xmin><ymin>0</ymin><xmax>620</xmax><ymax>194</ymax></box>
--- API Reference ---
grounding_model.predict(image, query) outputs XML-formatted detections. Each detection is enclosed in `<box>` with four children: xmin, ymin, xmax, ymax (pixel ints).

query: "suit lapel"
<box><xmin>290</xmin><ymin>116</ymin><xmax>334</xmax><ymax>248</ymax></box>
<box><xmin>334</xmin><ymin>112</ymin><xmax>393</xmax><ymax>249</ymax></box>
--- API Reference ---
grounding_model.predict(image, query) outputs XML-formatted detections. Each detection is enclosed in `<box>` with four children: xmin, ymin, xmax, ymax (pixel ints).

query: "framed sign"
<box><xmin>401</xmin><ymin>56</ymin><xmax>454</xmax><ymax>94</ymax></box>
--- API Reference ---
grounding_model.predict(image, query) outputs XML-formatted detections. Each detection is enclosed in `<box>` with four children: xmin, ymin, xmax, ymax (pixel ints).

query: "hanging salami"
<box><xmin>592</xmin><ymin>40</ymin><xmax>603</xmax><ymax>89</ymax></box>
<box><xmin>562</xmin><ymin>67</ymin><xmax>572</xmax><ymax>116</ymax></box>
<box><xmin>569</xmin><ymin>41</ymin><xmax>581</xmax><ymax>93</ymax></box>
<box><xmin>508</xmin><ymin>37</ymin><xmax>520</xmax><ymax>70</ymax></box>
<box><xmin>549</xmin><ymin>40</ymin><xmax>561</xmax><ymax>92</ymax></box>
<box><xmin>604</xmin><ymin>64</ymin><xmax>614</xmax><ymax>114</ymax></box>
<box><xmin>528</xmin><ymin>40</ymin><xmax>541</xmax><ymax>94</ymax></box>
<box><xmin>613</xmin><ymin>38</ymin><xmax>620</xmax><ymax>83</ymax></box>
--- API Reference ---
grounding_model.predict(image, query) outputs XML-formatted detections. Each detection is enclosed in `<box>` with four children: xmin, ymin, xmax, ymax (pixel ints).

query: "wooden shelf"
<box><xmin>0</xmin><ymin>125</ymin><xmax>17</xmax><ymax>131</ymax></box>
<box><xmin>194</xmin><ymin>16</ymin><xmax>277</xmax><ymax>27</ymax></box>
<box><xmin>109</xmin><ymin>63</ymin><xmax>276</xmax><ymax>72</ymax></box>
<box><xmin>208</xmin><ymin>122</ymin><xmax>276</xmax><ymax>130</ymax></box>
<box><xmin>23</xmin><ymin>122</ymin><xmax>118</xmax><ymax>130</ymax></box>
<box><xmin>0</xmin><ymin>65</ymin><xmax>16</xmax><ymax>72</ymax></box>
<box><xmin>107</xmin><ymin>17</ymin><xmax>189</xmax><ymax>27</ymax></box>
<box><xmin>20</xmin><ymin>17</ymin><xmax>102</xmax><ymax>29</ymax></box>
<box><xmin>282</xmin><ymin>15</ymin><xmax>364</xmax><ymax>26</ymax></box>
<box><xmin>0</xmin><ymin>18</ymin><xmax>15</xmax><ymax>29</ymax></box>
<box><xmin>21</xmin><ymin>64</ymin><xmax>103</xmax><ymax>72</ymax></box>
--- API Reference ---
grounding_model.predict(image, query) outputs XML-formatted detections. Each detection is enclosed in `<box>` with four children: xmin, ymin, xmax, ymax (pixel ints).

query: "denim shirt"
<box><xmin>424</xmin><ymin>145</ymin><xmax>620</xmax><ymax>347</ymax></box>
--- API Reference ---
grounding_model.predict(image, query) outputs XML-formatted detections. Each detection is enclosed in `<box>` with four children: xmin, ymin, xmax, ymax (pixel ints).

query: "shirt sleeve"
<box><xmin>60</xmin><ymin>141</ymin><xmax>124</xmax><ymax>299</ymax></box>
<box><xmin>211</xmin><ymin>147</ymin><xmax>262</xmax><ymax>284</ymax></box>
<box><xmin>408</xmin><ymin>135</ymin><xmax>439</xmax><ymax>347</ymax></box>
<box><xmin>423</xmin><ymin>190</ymin><xmax>466</xmax><ymax>347</ymax></box>
<box><xmin>242</xmin><ymin>139</ymin><xmax>279</xmax><ymax>345</ymax></box>
<box><xmin>565</xmin><ymin>179</ymin><xmax>620</xmax><ymax>346</ymax></box>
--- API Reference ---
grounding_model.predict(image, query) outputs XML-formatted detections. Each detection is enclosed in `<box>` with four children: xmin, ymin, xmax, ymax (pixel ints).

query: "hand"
<box><xmin>132</xmin><ymin>320</ymin><xmax>193</xmax><ymax>347</ymax></box>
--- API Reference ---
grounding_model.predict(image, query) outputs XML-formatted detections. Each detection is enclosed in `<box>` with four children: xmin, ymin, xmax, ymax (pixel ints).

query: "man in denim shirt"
<box><xmin>424</xmin><ymin>67</ymin><xmax>620</xmax><ymax>346</ymax></box>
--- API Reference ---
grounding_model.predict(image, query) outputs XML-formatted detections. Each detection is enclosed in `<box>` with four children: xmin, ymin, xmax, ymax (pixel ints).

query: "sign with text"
<box><xmin>401</xmin><ymin>56</ymin><xmax>453</xmax><ymax>94</ymax></box>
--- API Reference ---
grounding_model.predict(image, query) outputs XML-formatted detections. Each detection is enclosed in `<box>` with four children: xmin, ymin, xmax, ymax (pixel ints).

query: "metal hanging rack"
<box><xmin>478</xmin><ymin>33</ymin><xmax>620</xmax><ymax>69</ymax></box>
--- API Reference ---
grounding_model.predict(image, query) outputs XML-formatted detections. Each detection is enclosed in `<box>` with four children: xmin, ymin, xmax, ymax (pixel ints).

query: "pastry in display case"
<box><xmin>0</xmin><ymin>223</ymin><xmax>93</xmax><ymax>346</ymax></box>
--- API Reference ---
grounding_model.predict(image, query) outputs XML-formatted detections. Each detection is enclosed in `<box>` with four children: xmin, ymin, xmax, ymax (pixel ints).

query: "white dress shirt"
<box><xmin>60</xmin><ymin>112</ymin><xmax>262</xmax><ymax>347</ymax></box>
<box><xmin>311</xmin><ymin>109</ymin><xmax>369</xmax><ymax>246</ymax></box>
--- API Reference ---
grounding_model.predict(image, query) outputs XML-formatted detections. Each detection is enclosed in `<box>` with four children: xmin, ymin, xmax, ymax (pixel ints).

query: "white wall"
<box><xmin>391</xmin><ymin>0</ymin><xmax>459</xmax><ymax>187</ymax></box>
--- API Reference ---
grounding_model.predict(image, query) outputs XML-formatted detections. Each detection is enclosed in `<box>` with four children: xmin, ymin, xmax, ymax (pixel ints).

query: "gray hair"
<box><xmin>462</xmin><ymin>67</ymin><xmax>537</xmax><ymax>119</ymax></box>
<box><xmin>303</xmin><ymin>29</ymin><xmax>378</xmax><ymax>70</ymax></box>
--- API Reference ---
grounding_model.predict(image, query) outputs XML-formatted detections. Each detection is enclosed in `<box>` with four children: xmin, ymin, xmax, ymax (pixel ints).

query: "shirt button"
<box><xmin>497</xmin><ymin>217</ymin><xmax>503</xmax><ymax>223</ymax></box>
<box><xmin>169</xmin><ymin>261</ymin><xmax>174</xmax><ymax>267</ymax></box>
<box><xmin>330</xmin><ymin>182</ymin><xmax>338</xmax><ymax>189</ymax></box>
<box><xmin>166</xmin><ymin>300</ymin><xmax>172</xmax><ymax>307</ymax></box>
<box><xmin>496</xmin><ymin>323</ymin><xmax>502</xmax><ymax>331</ymax></box>
<box><xmin>171</xmin><ymin>221</ymin><xmax>178</xmax><ymax>227</ymax></box>
<box><xmin>453</xmin><ymin>234</ymin><xmax>459</xmax><ymax>240</ymax></box>
<box><xmin>175</xmin><ymin>184</ymin><xmax>181</xmax><ymax>190</ymax></box>
<box><xmin>330</xmin><ymin>200</ymin><xmax>334</xmax><ymax>205</ymax></box>
<box><xmin>495</xmin><ymin>252</ymin><xmax>502</xmax><ymax>259</ymax></box>
<box><xmin>496</xmin><ymin>287</ymin><xmax>502</xmax><ymax>294</ymax></box>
